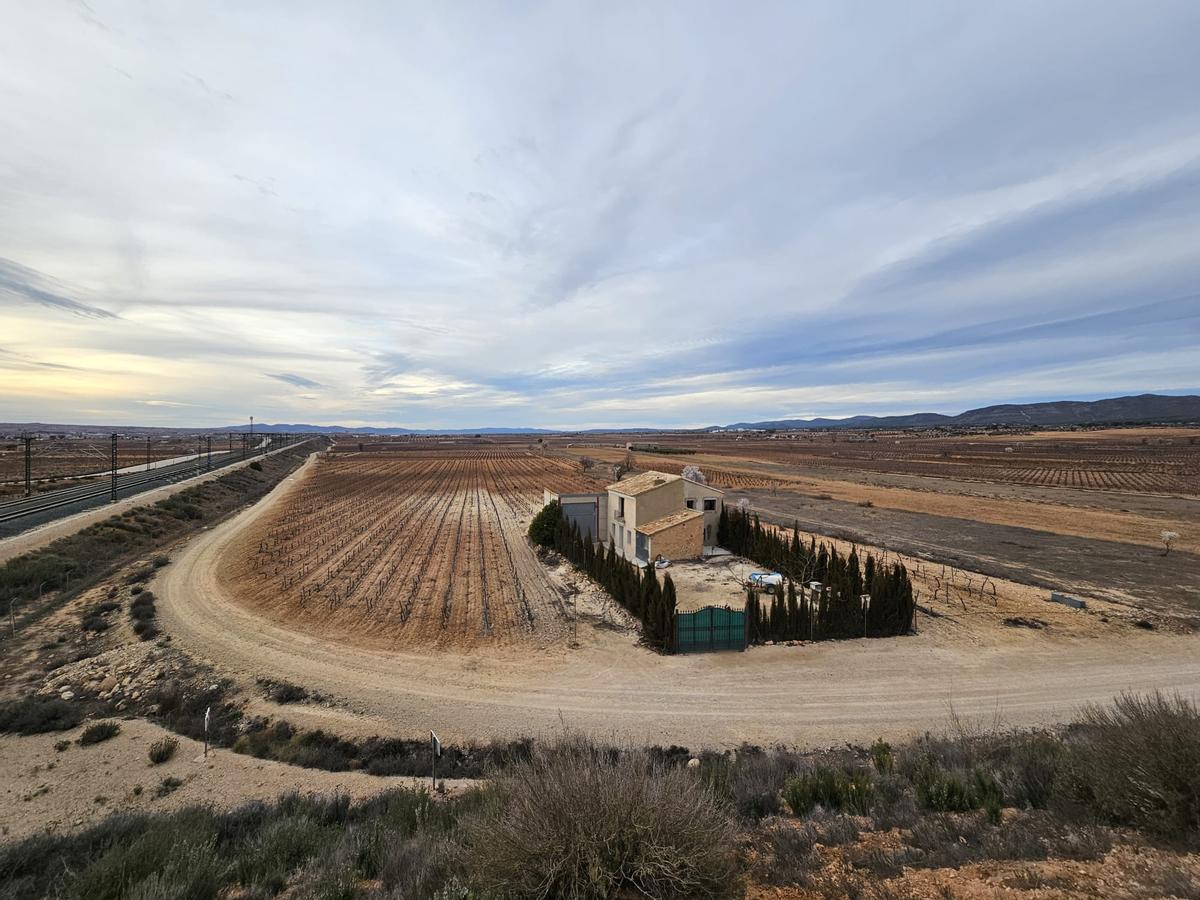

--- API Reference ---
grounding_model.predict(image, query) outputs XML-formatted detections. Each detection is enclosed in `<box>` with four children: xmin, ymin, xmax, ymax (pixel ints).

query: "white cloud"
<box><xmin>0</xmin><ymin>2</ymin><xmax>1197</xmax><ymax>428</ymax></box>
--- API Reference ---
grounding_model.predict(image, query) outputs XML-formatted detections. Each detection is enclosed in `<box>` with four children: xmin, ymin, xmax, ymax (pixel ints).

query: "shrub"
<box><xmin>527</xmin><ymin>500</ymin><xmax>561</xmax><ymax>548</ymax></box>
<box><xmin>0</xmin><ymin>697</ymin><xmax>84</xmax><ymax>734</ymax></box>
<box><xmin>783</xmin><ymin>766</ymin><xmax>875</xmax><ymax>816</ymax></box>
<box><xmin>130</xmin><ymin>585</ymin><xmax>144</xmax><ymax>596</ymax></box>
<box><xmin>913</xmin><ymin>756</ymin><xmax>1002</xmax><ymax>820</ymax></box>
<box><xmin>126</xmin><ymin>567</ymin><xmax>154</xmax><ymax>584</ymax></box>
<box><xmin>155</xmin><ymin>776</ymin><xmax>183</xmax><ymax>798</ymax></box>
<box><xmin>79</xmin><ymin>721</ymin><xmax>121</xmax><ymax>745</ymax></box>
<box><xmin>753</xmin><ymin>820</ymin><xmax>822</xmax><ymax>886</ymax></box>
<box><xmin>1064</xmin><ymin>691</ymin><xmax>1200</xmax><ymax>842</ymax></box>
<box><xmin>81</xmin><ymin>615</ymin><xmax>109</xmax><ymax>633</ymax></box>
<box><xmin>132</xmin><ymin>620</ymin><xmax>159</xmax><ymax>641</ymax></box>
<box><xmin>152</xmin><ymin>555</ymin><xmax>170</xmax><ymax>568</ymax></box>
<box><xmin>461</xmin><ymin>737</ymin><xmax>739</xmax><ymax>898</ymax></box>
<box><xmin>870</xmin><ymin>737</ymin><xmax>894</xmax><ymax>774</ymax></box>
<box><xmin>702</xmin><ymin>749</ymin><xmax>799</xmax><ymax>822</ymax></box>
<box><xmin>263</xmin><ymin>679</ymin><xmax>309</xmax><ymax>704</ymax></box>
<box><xmin>991</xmin><ymin>732</ymin><xmax>1061</xmax><ymax>810</ymax></box>
<box><xmin>249</xmin><ymin>461</ymin><xmax>263</xmax><ymax>471</ymax></box>
<box><xmin>149</xmin><ymin>737</ymin><xmax>178</xmax><ymax>765</ymax></box>
<box><xmin>377</xmin><ymin>833</ymin><xmax>455</xmax><ymax>897</ymax></box>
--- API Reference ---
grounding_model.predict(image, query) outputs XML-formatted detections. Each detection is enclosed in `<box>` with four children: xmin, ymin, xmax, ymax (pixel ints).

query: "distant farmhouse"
<box><xmin>543</xmin><ymin>470</ymin><xmax>724</xmax><ymax>564</ymax></box>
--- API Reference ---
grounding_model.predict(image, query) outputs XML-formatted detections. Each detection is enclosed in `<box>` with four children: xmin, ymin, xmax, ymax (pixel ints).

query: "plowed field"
<box><xmin>220</xmin><ymin>450</ymin><xmax>600</xmax><ymax>649</ymax></box>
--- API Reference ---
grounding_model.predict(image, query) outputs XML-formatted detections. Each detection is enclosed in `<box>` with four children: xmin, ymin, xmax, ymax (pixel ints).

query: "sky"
<box><xmin>1</xmin><ymin>2</ymin><xmax>1199</xmax><ymax>430</ymax></box>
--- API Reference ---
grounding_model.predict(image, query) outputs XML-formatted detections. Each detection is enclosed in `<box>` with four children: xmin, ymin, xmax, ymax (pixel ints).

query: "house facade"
<box><xmin>542</xmin><ymin>469</ymin><xmax>725</xmax><ymax>564</ymax></box>
<box><xmin>605</xmin><ymin>470</ymin><xmax>720</xmax><ymax>563</ymax></box>
<box><xmin>682</xmin><ymin>479</ymin><xmax>726</xmax><ymax>548</ymax></box>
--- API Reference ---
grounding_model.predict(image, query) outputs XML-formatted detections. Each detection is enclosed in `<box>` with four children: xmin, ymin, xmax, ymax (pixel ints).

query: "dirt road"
<box><xmin>156</xmin><ymin>464</ymin><xmax>1200</xmax><ymax>750</ymax></box>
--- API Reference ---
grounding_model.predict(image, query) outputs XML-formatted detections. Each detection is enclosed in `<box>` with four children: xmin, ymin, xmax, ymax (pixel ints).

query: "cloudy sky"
<box><xmin>2</xmin><ymin>2</ymin><xmax>1198</xmax><ymax>429</ymax></box>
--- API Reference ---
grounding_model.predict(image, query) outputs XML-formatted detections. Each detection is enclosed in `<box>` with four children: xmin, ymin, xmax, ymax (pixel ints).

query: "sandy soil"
<box><xmin>154</xmin><ymin>466</ymin><xmax>1200</xmax><ymax>750</ymax></box>
<box><xmin>0</xmin><ymin>717</ymin><xmax>468</xmax><ymax>841</ymax></box>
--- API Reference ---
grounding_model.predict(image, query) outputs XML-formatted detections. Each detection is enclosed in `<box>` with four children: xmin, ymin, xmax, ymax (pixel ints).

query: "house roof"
<box><xmin>636</xmin><ymin>508</ymin><xmax>704</xmax><ymax>536</ymax></box>
<box><xmin>605</xmin><ymin>470</ymin><xmax>681</xmax><ymax>497</ymax></box>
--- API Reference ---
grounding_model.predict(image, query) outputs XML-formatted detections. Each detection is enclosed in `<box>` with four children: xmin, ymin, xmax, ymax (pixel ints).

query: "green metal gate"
<box><xmin>675</xmin><ymin>605</ymin><xmax>747</xmax><ymax>653</ymax></box>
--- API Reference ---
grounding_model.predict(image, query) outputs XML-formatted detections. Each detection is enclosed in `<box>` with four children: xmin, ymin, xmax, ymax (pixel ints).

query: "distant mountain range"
<box><xmin>4</xmin><ymin>393</ymin><xmax>1197</xmax><ymax>437</ymax></box>
<box><xmin>714</xmin><ymin>393</ymin><xmax>1200</xmax><ymax>431</ymax></box>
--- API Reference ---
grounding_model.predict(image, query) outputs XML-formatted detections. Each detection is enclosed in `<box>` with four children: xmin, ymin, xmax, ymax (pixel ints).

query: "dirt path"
<box><xmin>154</xmin><ymin>465</ymin><xmax>1200</xmax><ymax>750</ymax></box>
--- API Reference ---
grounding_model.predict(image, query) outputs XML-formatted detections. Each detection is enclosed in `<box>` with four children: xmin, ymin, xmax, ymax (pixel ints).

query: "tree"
<box><xmin>527</xmin><ymin>501</ymin><xmax>562</xmax><ymax>548</ymax></box>
<box><xmin>1161</xmin><ymin>530</ymin><xmax>1180</xmax><ymax>555</ymax></box>
<box><xmin>660</xmin><ymin>575</ymin><xmax>678</xmax><ymax>652</ymax></box>
<box><xmin>682</xmin><ymin>465</ymin><xmax>706</xmax><ymax>484</ymax></box>
<box><xmin>578</xmin><ymin>456</ymin><xmax>595</xmax><ymax>472</ymax></box>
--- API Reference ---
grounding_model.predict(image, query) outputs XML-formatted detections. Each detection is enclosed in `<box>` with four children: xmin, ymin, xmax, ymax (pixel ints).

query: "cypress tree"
<box><xmin>660</xmin><ymin>574</ymin><xmax>677</xmax><ymax>653</ymax></box>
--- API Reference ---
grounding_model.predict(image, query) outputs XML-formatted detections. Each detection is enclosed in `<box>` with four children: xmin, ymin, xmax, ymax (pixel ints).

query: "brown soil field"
<box><xmin>220</xmin><ymin>449</ymin><xmax>605</xmax><ymax>649</ymax></box>
<box><xmin>567</xmin><ymin>426</ymin><xmax>1200</xmax><ymax>496</ymax></box>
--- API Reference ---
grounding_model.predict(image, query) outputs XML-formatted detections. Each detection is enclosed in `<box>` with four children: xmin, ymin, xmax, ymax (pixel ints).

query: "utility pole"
<box><xmin>23</xmin><ymin>432</ymin><xmax>32</xmax><ymax>497</ymax></box>
<box><xmin>206</xmin><ymin>435</ymin><xmax>212</xmax><ymax>471</ymax></box>
<box><xmin>241</xmin><ymin>433</ymin><xmax>247</xmax><ymax>460</ymax></box>
<box><xmin>110</xmin><ymin>433</ymin><xmax>118</xmax><ymax>502</ymax></box>
<box><xmin>197</xmin><ymin>435</ymin><xmax>203</xmax><ymax>474</ymax></box>
<box><xmin>146</xmin><ymin>436</ymin><xmax>151</xmax><ymax>472</ymax></box>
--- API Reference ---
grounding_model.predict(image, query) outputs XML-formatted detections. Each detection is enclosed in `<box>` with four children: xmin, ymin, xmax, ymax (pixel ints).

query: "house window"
<box><xmin>617</xmin><ymin>496</ymin><xmax>625</xmax><ymax>518</ymax></box>
<box><xmin>703</xmin><ymin>498</ymin><xmax>717</xmax><ymax>511</ymax></box>
<box><xmin>685</xmin><ymin>499</ymin><xmax>696</xmax><ymax>509</ymax></box>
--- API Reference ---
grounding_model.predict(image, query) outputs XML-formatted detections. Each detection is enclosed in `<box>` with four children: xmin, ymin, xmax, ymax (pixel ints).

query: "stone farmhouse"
<box><xmin>543</xmin><ymin>470</ymin><xmax>724</xmax><ymax>564</ymax></box>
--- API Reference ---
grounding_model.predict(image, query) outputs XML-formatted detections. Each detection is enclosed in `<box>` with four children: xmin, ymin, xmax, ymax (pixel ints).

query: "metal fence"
<box><xmin>674</xmin><ymin>605</ymin><xmax>746</xmax><ymax>653</ymax></box>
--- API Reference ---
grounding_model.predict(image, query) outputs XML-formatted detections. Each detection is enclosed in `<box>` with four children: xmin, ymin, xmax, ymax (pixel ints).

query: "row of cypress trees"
<box><xmin>720</xmin><ymin>506</ymin><xmax>915</xmax><ymax>641</ymax></box>
<box><xmin>536</xmin><ymin>503</ymin><xmax>677</xmax><ymax>652</ymax></box>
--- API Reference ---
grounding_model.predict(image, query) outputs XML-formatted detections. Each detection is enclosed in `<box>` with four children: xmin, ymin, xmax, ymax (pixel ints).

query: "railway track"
<box><xmin>0</xmin><ymin>438</ymin><xmax>307</xmax><ymax>534</ymax></box>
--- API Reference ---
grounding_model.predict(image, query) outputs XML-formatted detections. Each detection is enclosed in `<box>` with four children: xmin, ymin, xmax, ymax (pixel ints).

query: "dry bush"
<box><xmin>1066</xmin><ymin>691</ymin><xmax>1200</xmax><ymax>843</ymax></box>
<box><xmin>78</xmin><ymin>721</ymin><xmax>121</xmax><ymax>746</ymax></box>
<box><xmin>148</xmin><ymin>737</ymin><xmax>178</xmax><ymax>765</ymax></box>
<box><xmin>461</xmin><ymin>737</ymin><xmax>740</xmax><ymax>899</ymax></box>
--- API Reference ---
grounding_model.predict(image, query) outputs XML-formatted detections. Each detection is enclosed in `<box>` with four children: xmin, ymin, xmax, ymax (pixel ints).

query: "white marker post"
<box><xmin>430</xmin><ymin>730</ymin><xmax>442</xmax><ymax>790</ymax></box>
<box><xmin>203</xmin><ymin>706</ymin><xmax>211</xmax><ymax>758</ymax></box>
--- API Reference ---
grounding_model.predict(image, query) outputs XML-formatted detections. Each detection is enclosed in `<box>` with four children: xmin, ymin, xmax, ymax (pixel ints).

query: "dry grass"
<box><xmin>461</xmin><ymin>737</ymin><xmax>740</xmax><ymax>899</ymax></box>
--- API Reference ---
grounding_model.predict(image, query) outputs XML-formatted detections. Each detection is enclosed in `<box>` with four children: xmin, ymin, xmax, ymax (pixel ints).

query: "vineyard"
<box><xmin>570</xmin><ymin>432</ymin><xmax>1200</xmax><ymax>495</ymax></box>
<box><xmin>220</xmin><ymin>450</ymin><xmax>601</xmax><ymax>649</ymax></box>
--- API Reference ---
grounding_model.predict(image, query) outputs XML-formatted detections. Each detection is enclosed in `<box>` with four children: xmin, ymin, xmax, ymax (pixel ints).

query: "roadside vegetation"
<box><xmin>1</xmin><ymin>691</ymin><xmax>1197</xmax><ymax>898</ymax></box>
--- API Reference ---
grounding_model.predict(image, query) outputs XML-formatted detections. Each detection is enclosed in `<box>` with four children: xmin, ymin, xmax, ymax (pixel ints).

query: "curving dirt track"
<box><xmin>156</xmin><ymin>456</ymin><xmax>1200</xmax><ymax>750</ymax></box>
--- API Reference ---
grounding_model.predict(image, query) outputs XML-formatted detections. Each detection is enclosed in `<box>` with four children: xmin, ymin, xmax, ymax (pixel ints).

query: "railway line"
<box><xmin>0</xmin><ymin>436</ymin><xmax>303</xmax><ymax>537</ymax></box>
